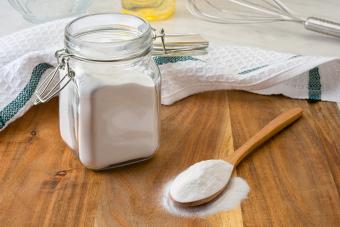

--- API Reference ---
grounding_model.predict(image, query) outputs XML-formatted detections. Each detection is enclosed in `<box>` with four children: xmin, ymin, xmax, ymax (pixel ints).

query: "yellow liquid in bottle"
<box><xmin>121</xmin><ymin>0</ymin><xmax>176</xmax><ymax>21</ymax></box>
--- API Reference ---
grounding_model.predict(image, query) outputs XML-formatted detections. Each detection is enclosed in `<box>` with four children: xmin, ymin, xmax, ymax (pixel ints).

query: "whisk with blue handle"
<box><xmin>187</xmin><ymin>0</ymin><xmax>340</xmax><ymax>38</ymax></box>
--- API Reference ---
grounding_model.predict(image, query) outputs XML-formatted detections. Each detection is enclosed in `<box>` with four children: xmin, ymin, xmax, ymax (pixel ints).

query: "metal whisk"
<box><xmin>187</xmin><ymin>0</ymin><xmax>340</xmax><ymax>38</ymax></box>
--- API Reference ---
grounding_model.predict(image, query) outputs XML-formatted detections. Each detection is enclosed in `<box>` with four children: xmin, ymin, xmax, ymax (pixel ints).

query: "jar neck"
<box><xmin>64</xmin><ymin>13</ymin><xmax>153</xmax><ymax>62</ymax></box>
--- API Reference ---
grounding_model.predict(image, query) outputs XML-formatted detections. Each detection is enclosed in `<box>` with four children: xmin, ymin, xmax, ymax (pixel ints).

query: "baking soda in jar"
<box><xmin>58</xmin><ymin>13</ymin><xmax>161</xmax><ymax>170</ymax></box>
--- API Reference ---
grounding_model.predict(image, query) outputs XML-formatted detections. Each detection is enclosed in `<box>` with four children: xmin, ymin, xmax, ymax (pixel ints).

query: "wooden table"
<box><xmin>0</xmin><ymin>91</ymin><xmax>339</xmax><ymax>226</ymax></box>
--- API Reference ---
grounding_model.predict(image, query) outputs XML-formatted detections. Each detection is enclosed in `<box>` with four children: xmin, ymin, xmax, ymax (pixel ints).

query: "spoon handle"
<box><xmin>227</xmin><ymin>108</ymin><xmax>303</xmax><ymax>166</ymax></box>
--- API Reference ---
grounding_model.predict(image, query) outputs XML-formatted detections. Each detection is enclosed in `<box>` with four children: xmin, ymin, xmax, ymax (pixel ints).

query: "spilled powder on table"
<box><xmin>161</xmin><ymin>177</ymin><xmax>249</xmax><ymax>217</ymax></box>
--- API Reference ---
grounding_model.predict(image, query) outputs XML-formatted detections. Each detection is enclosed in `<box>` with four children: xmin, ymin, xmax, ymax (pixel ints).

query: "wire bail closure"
<box><xmin>153</xmin><ymin>28</ymin><xmax>167</xmax><ymax>54</ymax></box>
<box><xmin>33</xmin><ymin>29</ymin><xmax>208</xmax><ymax>105</ymax></box>
<box><xmin>151</xmin><ymin>28</ymin><xmax>209</xmax><ymax>56</ymax></box>
<box><xmin>33</xmin><ymin>51</ymin><xmax>75</xmax><ymax>105</ymax></box>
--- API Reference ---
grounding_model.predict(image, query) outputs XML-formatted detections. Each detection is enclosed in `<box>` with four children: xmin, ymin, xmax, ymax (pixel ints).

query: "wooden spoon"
<box><xmin>170</xmin><ymin>108</ymin><xmax>303</xmax><ymax>207</ymax></box>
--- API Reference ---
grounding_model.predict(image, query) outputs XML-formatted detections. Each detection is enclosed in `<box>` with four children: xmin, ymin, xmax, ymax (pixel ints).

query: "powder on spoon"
<box><xmin>170</xmin><ymin>160</ymin><xmax>234</xmax><ymax>203</ymax></box>
<box><xmin>162</xmin><ymin>159</ymin><xmax>249</xmax><ymax>217</ymax></box>
<box><xmin>162</xmin><ymin>177</ymin><xmax>249</xmax><ymax>217</ymax></box>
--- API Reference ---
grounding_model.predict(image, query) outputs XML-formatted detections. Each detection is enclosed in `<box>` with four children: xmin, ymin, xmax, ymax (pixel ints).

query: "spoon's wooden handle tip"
<box><xmin>290</xmin><ymin>107</ymin><xmax>303</xmax><ymax>115</ymax></box>
<box><xmin>228</xmin><ymin>107</ymin><xmax>304</xmax><ymax>166</ymax></box>
<box><xmin>283</xmin><ymin>107</ymin><xmax>304</xmax><ymax>122</ymax></box>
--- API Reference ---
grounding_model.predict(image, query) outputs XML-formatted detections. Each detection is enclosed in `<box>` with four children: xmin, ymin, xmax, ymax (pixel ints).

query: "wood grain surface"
<box><xmin>228</xmin><ymin>91</ymin><xmax>340</xmax><ymax>227</ymax></box>
<box><xmin>0</xmin><ymin>91</ymin><xmax>339</xmax><ymax>226</ymax></box>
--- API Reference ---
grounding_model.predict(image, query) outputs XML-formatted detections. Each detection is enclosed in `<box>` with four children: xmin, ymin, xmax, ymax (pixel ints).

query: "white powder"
<box><xmin>163</xmin><ymin>159</ymin><xmax>249</xmax><ymax>217</ymax></box>
<box><xmin>162</xmin><ymin>177</ymin><xmax>249</xmax><ymax>217</ymax></box>
<box><xmin>59</xmin><ymin>66</ymin><xmax>159</xmax><ymax>170</ymax></box>
<box><xmin>170</xmin><ymin>160</ymin><xmax>234</xmax><ymax>203</ymax></box>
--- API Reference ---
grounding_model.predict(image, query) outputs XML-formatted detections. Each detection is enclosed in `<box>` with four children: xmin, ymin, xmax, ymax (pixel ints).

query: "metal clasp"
<box><xmin>152</xmin><ymin>28</ymin><xmax>209</xmax><ymax>56</ymax></box>
<box><xmin>33</xmin><ymin>50</ymin><xmax>75</xmax><ymax>105</ymax></box>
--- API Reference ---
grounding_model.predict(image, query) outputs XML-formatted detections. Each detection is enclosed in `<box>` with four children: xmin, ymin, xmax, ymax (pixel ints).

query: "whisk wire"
<box><xmin>271</xmin><ymin>0</ymin><xmax>294</xmax><ymax>16</ymax></box>
<box><xmin>239</xmin><ymin>0</ymin><xmax>283</xmax><ymax>15</ymax></box>
<box><xmin>229</xmin><ymin>0</ymin><xmax>291</xmax><ymax>20</ymax></box>
<box><xmin>187</xmin><ymin>0</ymin><xmax>309</xmax><ymax>24</ymax></box>
<box><xmin>187</xmin><ymin>0</ymin><xmax>289</xmax><ymax>24</ymax></box>
<box><xmin>205</xmin><ymin>0</ymin><xmax>283</xmax><ymax>20</ymax></box>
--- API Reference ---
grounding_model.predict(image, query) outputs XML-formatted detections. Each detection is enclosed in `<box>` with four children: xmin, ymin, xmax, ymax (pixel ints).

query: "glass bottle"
<box><xmin>121</xmin><ymin>0</ymin><xmax>176</xmax><ymax>21</ymax></box>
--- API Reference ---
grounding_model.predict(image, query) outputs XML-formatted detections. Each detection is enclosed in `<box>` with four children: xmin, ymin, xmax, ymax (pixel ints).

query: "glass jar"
<box><xmin>57</xmin><ymin>13</ymin><xmax>161</xmax><ymax>170</ymax></box>
<box><xmin>121</xmin><ymin>0</ymin><xmax>176</xmax><ymax>21</ymax></box>
<box><xmin>8</xmin><ymin>0</ymin><xmax>92</xmax><ymax>23</ymax></box>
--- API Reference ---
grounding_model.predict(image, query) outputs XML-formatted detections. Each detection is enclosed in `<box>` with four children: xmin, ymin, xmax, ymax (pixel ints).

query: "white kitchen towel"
<box><xmin>1</xmin><ymin>18</ymin><xmax>340</xmax><ymax>131</ymax></box>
